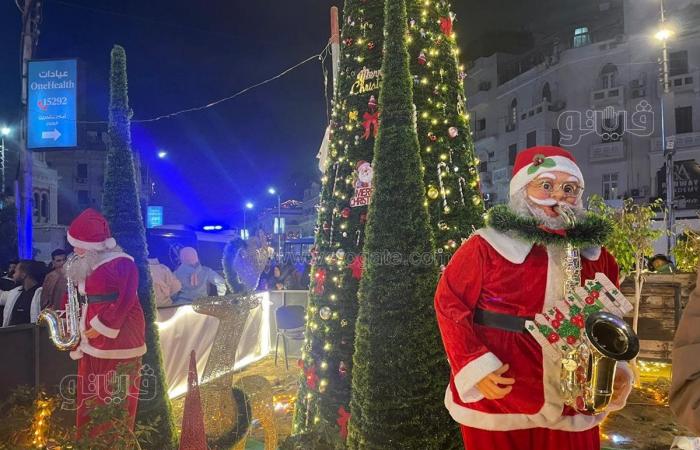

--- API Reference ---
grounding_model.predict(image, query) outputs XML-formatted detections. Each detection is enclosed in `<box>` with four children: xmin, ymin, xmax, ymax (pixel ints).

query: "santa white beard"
<box><xmin>66</xmin><ymin>246</ymin><xmax>123</xmax><ymax>283</ymax></box>
<box><xmin>508</xmin><ymin>189</ymin><xmax>585</xmax><ymax>229</ymax></box>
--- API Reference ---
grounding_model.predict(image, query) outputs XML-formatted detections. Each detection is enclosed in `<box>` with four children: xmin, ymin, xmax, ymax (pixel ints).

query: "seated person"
<box><xmin>149</xmin><ymin>257</ymin><xmax>182</xmax><ymax>307</ymax></box>
<box><xmin>173</xmin><ymin>247</ymin><xmax>226</xmax><ymax>303</ymax></box>
<box><xmin>649</xmin><ymin>254</ymin><xmax>676</xmax><ymax>273</ymax></box>
<box><xmin>0</xmin><ymin>260</ymin><xmax>46</xmax><ymax>327</ymax></box>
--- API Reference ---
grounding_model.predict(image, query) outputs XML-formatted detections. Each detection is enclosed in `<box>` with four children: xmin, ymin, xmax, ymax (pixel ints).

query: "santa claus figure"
<box><xmin>65</xmin><ymin>209</ymin><xmax>146</xmax><ymax>433</ymax></box>
<box><xmin>435</xmin><ymin>146</ymin><xmax>634</xmax><ymax>450</ymax></box>
<box><xmin>355</xmin><ymin>160</ymin><xmax>373</xmax><ymax>189</ymax></box>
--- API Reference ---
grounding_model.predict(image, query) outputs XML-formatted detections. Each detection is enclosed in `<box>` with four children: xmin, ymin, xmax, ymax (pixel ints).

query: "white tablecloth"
<box><xmin>156</xmin><ymin>291</ymin><xmax>272</xmax><ymax>398</ymax></box>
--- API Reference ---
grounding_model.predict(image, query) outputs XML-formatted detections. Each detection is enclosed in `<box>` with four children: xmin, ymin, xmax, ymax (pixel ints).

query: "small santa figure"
<box><xmin>354</xmin><ymin>160</ymin><xmax>373</xmax><ymax>189</ymax></box>
<box><xmin>435</xmin><ymin>146</ymin><xmax>634</xmax><ymax>450</ymax></box>
<box><xmin>65</xmin><ymin>209</ymin><xmax>146</xmax><ymax>434</ymax></box>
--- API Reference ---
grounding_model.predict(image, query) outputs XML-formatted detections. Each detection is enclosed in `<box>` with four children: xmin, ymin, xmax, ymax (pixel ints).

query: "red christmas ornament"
<box><xmin>305</xmin><ymin>365</ymin><xmax>319</xmax><ymax>391</ymax></box>
<box><xmin>362</xmin><ymin>111</ymin><xmax>380</xmax><ymax>140</ymax></box>
<box><xmin>590</xmin><ymin>290</ymin><xmax>600</xmax><ymax>299</ymax></box>
<box><xmin>439</xmin><ymin>16</ymin><xmax>453</xmax><ymax>36</ymax></box>
<box><xmin>341</xmin><ymin>207</ymin><xmax>351</xmax><ymax>219</ymax></box>
<box><xmin>448</xmin><ymin>127</ymin><xmax>459</xmax><ymax>139</ymax></box>
<box><xmin>428</xmin><ymin>132</ymin><xmax>437</xmax><ymax>142</ymax></box>
<box><xmin>367</xmin><ymin>41</ymin><xmax>375</xmax><ymax>50</ymax></box>
<box><xmin>343</xmin><ymin>38</ymin><xmax>354</xmax><ymax>47</ymax></box>
<box><xmin>571</xmin><ymin>314</ymin><xmax>585</xmax><ymax>328</ymax></box>
<box><xmin>349</xmin><ymin>255</ymin><xmax>364</xmax><ymax>280</ymax></box>
<box><xmin>554</xmin><ymin>309</ymin><xmax>565</xmax><ymax>321</ymax></box>
<box><xmin>368</xmin><ymin>95</ymin><xmax>377</xmax><ymax>112</ymax></box>
<box><xmin>417</xmin><ymin>51</ymin><xmax>427</xmax><ymax>65</ymax></box>
<box><xmin>178</xmin><ymin>351</ymin><xmax>207</xmax><ymax>450</ymax></box>
<box><xmin>314</xmin><ymin>268</ymin><xmax>327</xmax><ymax>295</ymax></box>
<box><xmin>584</xmin><ymin>296</ymin><xmax>595</xmax><ymax>305</ymax></box>
<box><xmin>547</xmin><ymin>332</ymin><xmax>560</xmax><ymax>343</ymax></box>
<box><xmin>551</xmin><ymin>320</ymin><xmax>561</xmax><ymax>329</ymax></box>
<box><xmin>337</xmin><ymin>406</ymin><xmax>351</xmax><ymax>439</ymax></box>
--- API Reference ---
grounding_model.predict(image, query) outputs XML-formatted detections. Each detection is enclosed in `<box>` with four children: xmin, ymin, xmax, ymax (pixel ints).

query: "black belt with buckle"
<box><xmin>86</xmin><ymin>293</ymin><xmax>119</xmax><ymax>304</ymax></box>
<box><xmin>473</xmin><ymin>308</ymin><xmax>534</xmax><ymax>333</ymax></box>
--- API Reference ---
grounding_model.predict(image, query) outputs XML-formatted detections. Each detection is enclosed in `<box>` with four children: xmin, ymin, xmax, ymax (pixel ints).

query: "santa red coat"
<box><xmin>69</xmin><ymin>253</ymin><xmax>146</xmax><ymax>360</ymax></box>
<box><xmin>435</xmin><ymin>226</ymin><xmax>633</xmax><ymax>433</ymax></box>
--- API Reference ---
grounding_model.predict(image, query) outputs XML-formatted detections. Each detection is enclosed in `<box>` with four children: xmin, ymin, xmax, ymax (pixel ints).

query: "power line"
<box><xmin>69</xmin><ymin>43</ymin><xmax>331</xmax><ymax>125</ymax></box>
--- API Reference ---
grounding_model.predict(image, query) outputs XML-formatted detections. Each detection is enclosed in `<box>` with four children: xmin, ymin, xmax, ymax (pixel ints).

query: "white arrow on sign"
<box><xmin>41</xmin><ymin>129</ymin><xmax>62</xmax><ymax>141</ymax></box>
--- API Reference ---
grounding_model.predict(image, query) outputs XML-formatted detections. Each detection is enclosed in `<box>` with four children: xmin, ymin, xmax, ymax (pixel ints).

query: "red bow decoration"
<box><xmin>349</xmin><ymin>255</ymin><xmax>364</xmax><ymax>280</ymax></box>
<box><xmin>440</xmin><ymin>16</ymin><xmax>453</xmax><ymax>36</ymax></box>
<box><xmin>537</xmin><ymin>225</ymin><xmax>567</xmax><ymax>237</ymax></box>
<box><xmin>362</xmin><ymin>111</ymin><xmax>380</xmax><ymax>140</ymax></box>
<box><xmin>314</xmin><ymin>267</ymin><xmax>327</xmax><ymax>295</ymax></box>
<box><xmin>305</xmin><ymin>365</ymin><xmax>319</xmax><ymax>390</ymax></box>
<box><xmin>337</xmin><ymin>406</ymin><xmax>351</xmax><ymax>439</ymax></box>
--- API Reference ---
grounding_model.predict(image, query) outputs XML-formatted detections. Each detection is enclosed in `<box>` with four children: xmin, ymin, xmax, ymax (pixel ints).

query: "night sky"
<box><xmin>0</xmin><ymin>0</ymin><xmax>529</xmax><ymax>227</ymax></box>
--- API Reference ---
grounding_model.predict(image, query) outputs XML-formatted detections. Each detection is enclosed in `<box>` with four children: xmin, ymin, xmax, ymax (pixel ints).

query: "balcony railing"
<box><xmin>589</xmin><ymin>141</ymin><xmax>624</xmax><ymax>163</ymax></box>
<box><xmin>591</xmin><ymin>86</ymin><xmax>625</xmax><ymax>105</ymax></box>
<box><xmin>669</xmin><ymin>71</ymin><xmax>697</xmax><ymax>93</ymax></box>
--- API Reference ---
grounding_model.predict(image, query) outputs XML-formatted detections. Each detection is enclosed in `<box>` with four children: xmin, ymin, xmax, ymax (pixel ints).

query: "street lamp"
<box><xmin>655</xmin><ymin>0</ymin><xmax>676</xmax><ymax>254</ymax></box>
<box><xmin>242</xmin><ymin>201</ymin><xmax>254</xmax><ymax>240</ymax></box>
<box><xmin>0</xmin><ymin>126</ymin><xmax>12</xmax><ymax>198</ymax></box>
<box><xmin>268</xmin><ymin>187</ymin><xmax>282</xmax><ymax>259</ymax></box>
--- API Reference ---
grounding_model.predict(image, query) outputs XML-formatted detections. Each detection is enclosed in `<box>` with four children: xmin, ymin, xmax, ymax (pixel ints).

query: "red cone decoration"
<box><xmin>179</xmin><ymin>350</ymin><xmax>207</xmax><ymax>450</ymax></box>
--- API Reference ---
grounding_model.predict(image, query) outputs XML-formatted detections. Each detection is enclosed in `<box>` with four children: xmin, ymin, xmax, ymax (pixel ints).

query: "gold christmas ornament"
<box><xmin>427</xmin><ymin>186</ymin><xmax>439</xmax><ymax>199</ymax></box>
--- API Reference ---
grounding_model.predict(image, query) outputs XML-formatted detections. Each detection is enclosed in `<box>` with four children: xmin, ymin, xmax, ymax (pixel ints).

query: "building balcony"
<box><xmin>589</xmin><ymin>140</ymin><xmax>624</xmax><ymax>163</ymax></box>
<box><xmin>651</xmin><ymin>131</ymin><xmax>700</xmax><ymax>154</ymax></box>
<box><xmin>467</xmin><ymin>89</ymin><xmax>491</xmax><ymax>109</ymax></box>
<box><xmin>492</xmin><ymin>166</ymin><xmax>512</xmax><ymax>184</ymax></box>
<box><xmin>590</xmin><ymin>86</ymin><xmax>625</xmax><ymax>106</ymax></box>
<box><xmin>669</xmin><ymin>71</ymin><xmax>698</xmax><ymax>94</ymax></box>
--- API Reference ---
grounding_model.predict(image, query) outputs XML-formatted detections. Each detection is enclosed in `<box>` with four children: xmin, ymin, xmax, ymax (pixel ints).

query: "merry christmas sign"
<box><xmin>350</xmin><ymin>160</ymin><xmax>373</xmax><ymax>207</ymax></box>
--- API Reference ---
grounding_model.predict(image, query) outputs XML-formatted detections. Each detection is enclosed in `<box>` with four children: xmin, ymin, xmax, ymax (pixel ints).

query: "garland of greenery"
<box><xmin>486</xmin><ymin>204</ymin><xmax>612</xmax><ymax>248</ymax></box>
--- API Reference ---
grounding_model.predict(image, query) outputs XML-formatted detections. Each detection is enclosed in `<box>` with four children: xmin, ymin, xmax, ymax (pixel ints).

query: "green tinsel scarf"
<box><xmin>485</xmin><ymin>204</ymin><xmax>612</xmax><ymax>248</ymax></box>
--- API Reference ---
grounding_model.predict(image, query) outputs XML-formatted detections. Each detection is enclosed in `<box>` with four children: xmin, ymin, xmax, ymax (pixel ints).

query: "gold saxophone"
<box><xmin>38</xmin><ymin>254</ymin><xmax>81</xmax><ymax>351</ymax></box>
<box><xmin>556</xmin><ymin>205</ymin><xmax>639</xmax><ymax>414</ymax></box>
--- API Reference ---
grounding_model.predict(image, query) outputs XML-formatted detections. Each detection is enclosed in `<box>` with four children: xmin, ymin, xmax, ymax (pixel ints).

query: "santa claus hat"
<box><xmin>357</xmin><ymin>160</ymin><xmax>370</xmax><ymax>170</ymax></box>
<box><xmin>67</xmin><ymin>208</ymin><xmax>117</xmax><ymax>251</ymax></box>
<box><xmin>509</xmin><ymin>146</ymin><xmax>584</xmax><ymax>197</ymax></box>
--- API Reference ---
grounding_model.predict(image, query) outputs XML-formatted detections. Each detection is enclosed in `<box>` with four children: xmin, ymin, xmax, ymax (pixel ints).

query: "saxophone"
<box><xmin>38</xmin><ymin>254</ymin><xmax>81</xmax><ymax>351</ymax></box>
<box><xmin>556</xmin><ymin>205</ymin><xmax>639</xmax><ymax>414</ymax></box>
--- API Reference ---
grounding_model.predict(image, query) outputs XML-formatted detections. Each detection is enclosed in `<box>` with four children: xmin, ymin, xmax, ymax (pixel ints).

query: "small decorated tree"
<box><xmin>102</xmin><ymin>45</ymin><xmax>176</xmax><ymax>448</ymax></box>
<box><xmin>588</xmin><ymin>196</ymin><xmax>664</xmax><ymax>333</ymax></box>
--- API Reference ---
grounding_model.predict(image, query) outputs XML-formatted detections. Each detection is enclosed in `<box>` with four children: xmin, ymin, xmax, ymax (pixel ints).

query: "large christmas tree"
<box><xmin>102</xmin><ymin>45</ymin><xmax>177</xmax><ymax>449</ymax></box>
<box><xmin>290</xmin><ymin>0</ymin><xmax>480</xmax><ymax>445</ymax></box>
<box><xmin>346</xmin><ymin>0</ymin><xmax>457</xmax><ymax>447</ymax></box>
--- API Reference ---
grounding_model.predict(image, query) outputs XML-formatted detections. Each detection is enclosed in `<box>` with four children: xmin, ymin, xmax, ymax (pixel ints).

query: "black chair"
<box><xmin>274</xmin><ymin>305</ymin><xmax>306</xmax><ymax>370</ymax></box>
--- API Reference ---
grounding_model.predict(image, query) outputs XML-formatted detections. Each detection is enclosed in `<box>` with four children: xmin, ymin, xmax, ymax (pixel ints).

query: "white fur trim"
<box><xmin>544</xmin><ymin>246</ymin><xmax>567</xmax><ymax>310</ymax></box>
<box><xmin>79</xmin><ymin>341</ymin><xmax>147</xmax><ymax>359</ymax></box>
<box><xmin>68</xmin><ymin>232</ymin><xmax>116</xmax><ymax>251</ymax></box>
<box><xmin>606</xmin><ymin>362</ymin><xmax>635</xmax><ymax>412</ymax></box>
<box><xmin>445</xmin><ymin>348</ymin><xmax>607</xmax><ymax>431</ymax></box>
<box><xmin>509</xmin><ymin>155</ymin><xmax>584</xmax><ymax>197</ymax></box>
<box><xmin>474</xmin><ymin>227</ymin><xmax>533</xmax><ymax>264</ymax></box>
<box><xmin>92</xmin><ymin>252</ymin><xmax>134</xmax><ymax>271</ymax></box>
<box><xmin>89</xmin><ymin>315</ymin><xmax>120</xmax><ymax>339</ymax></box>
<box><xmin>581</xmin><ymin>247</ymin><xmax>602</xmax><ymax>261</ymax></box>
<box><xmin>453</xmin><ymin>352</ymin><xmax>503</xmax><ymax>403</ymax></box>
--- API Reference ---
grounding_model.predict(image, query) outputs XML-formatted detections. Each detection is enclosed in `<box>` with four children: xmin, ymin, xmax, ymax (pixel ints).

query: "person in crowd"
<box><xmin>173</xmin><ymin>247</ymin><xmax>226</xmax><ymax>303</ymax></box>
<box><xmin>0</xmin><ymin>259</ymin><xmax>19</xmax><ymax>292</ymax></box>
<box><xmin>148</xmin><ymin>256</ymin><xmax>181</xmax><ymax>307</ymax></box>
<box><xmin>0</xmin><ymin>260</ymin><xmax>46</xmax><ymax>327</ymax></box>
<box><xmin>671</xmin><ymin>266</ymin><xmax>700</xmax><ymax>434</ymax></box>
<box><xmin>41</xmin><ymin>249</ymin><xmax>68</xmax><ymax>310</ymax></box>
<box><xmin>270</xmin><ymin>264</ymin><xmax>286</xmax><ymax>290</ymax></box>
<box><xmin>649</xmin><ymin>254</ymin><xmax>676</xmax><ymax>273</ymax></box>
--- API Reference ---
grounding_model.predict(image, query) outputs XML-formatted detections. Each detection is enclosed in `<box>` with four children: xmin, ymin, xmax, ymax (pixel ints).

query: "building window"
<box><xmin>78</xmin><ymin>190</ymin><xmax>89</xmax><ymax>205</ymax></box>
<box><xmin>573</xmin><ymin>26</ymin><xmax>591</xmax><ymax>48</ymax></box>
<box><xmin>478</xmin><ymin>161</ymin><xmax>488</xmax><ymax>173</ymax></box>
<box><xmin>551</xmin><ymin>129</ymin><xmax>561</xmax><ymax>147</ymax></box>
<box><xmin>602</xmin><ymin>173</ymin><xmax>619</xmax><ymax>200</ymax></box>
<box><xmin>508</xmin><ymin>144</ymin><xmax>518</xmax><ymax>166</ymax></box>
<box><xmin>33</xmin><ymin>193</ymin><xmax>40</xmax><ymax>220</ymax></box>
<box><xmin>477</xmin><ymin>118</ymin><xmax>486</xmax><ymax>131</ymax></box>
<box><xmin>526</xmin><ymin>130</ymin><xmax>537</xmax><ymax>148</ymax></box>
<box><xmin>41</xmin><ymin>193</ymin><xmax>49</xmax><ymax>222</ymax></box>
<box><xmin>542</xmin><ymin>83</ymin><xmax>552</xmax><ymax>103</ymax></box>
<box><xmin>675</xmin><ymin>106</ymin><xmax>693</xmax><ymax>134</ymax></box>
<box><xmin>669</xmin><ymin>50</ymin><xmax>689</xmax><ymax>77</ymax></box>
<box><xmin>600</xmin><ymin>63</ymin><xmax>618</xmax><ymax>89</ymax></box>
<box><xmin>77</xmin><ymin>163</ymin><xmax>88</xmax><ymax>180</ymax></box>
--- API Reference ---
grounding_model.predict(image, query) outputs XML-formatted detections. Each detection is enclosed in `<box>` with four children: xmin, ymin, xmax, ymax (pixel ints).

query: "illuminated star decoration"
<box><xmin>305</xmin><ymin>365</ymin><xmax>319</xmax><ymax>391</ymax></box>
<box><xmin>349</xmin><ymin>255</ymin><xmax>364</xmax><ymax>280</ymax></box>
<box><xmin>337</xmin><ymin>406</ymin><xmax>351</xmax><ymax>439</ymax></box>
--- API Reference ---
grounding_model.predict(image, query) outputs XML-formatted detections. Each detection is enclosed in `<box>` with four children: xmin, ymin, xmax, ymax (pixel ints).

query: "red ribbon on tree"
<box><xmin>362</xmin><ymin>111</ymin><xmax>380</xmax><ymax>140</ymax></box>
<box><xmin>440</xmin><ymin>16</ymin><xmax>453</xmax><ymax>36</ymax></box>
<box><xmin>314</xmin><ymin>267</ymin><xmax>327</xmax><ymax>295</ymax></box>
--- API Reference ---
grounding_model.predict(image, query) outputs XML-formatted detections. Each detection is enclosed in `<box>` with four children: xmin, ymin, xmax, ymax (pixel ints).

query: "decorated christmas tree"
<box><xmin>290</xmin><ymin>0</ymin><xmax>480</xmax><ymax>445</ymax></box>
<box><xmin>102</xmin><ymin>45</ymin><xmax>176</xmax><ymax>449</ymax></box>
<box><xmin>346</xmin><ymin>0</ymin><xmax>458</xmax><ymax>447</ymax></box>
